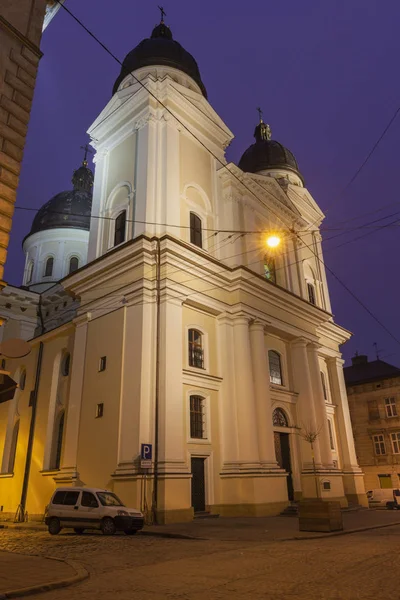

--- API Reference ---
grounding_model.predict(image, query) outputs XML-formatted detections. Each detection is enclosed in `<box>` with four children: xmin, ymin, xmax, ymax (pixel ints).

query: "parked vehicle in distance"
<box><xmin>45</xmin><ymin>487</ymin><xmax>144</xmax><ymax>535</ymax></box>
<box><xmin>367</xmin><ymin>488</ymin><xmax>398</xmax><ymax>508</ymax></box>
<box><xmin>386</xmin><ymin>489</ymin><xmax>400</xmax><ymax>510</ymax></box>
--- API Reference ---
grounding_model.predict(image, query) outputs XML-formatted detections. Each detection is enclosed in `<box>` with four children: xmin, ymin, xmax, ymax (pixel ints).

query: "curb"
<box><xmin>278</xmin><ymin>519</ymin><xmax>400</xmax><ymax>542</ymax></box>
<box><xmin>139</xmin><ymin>530</ymin><xmax>202</xmax><ymax>540</ymax></box>
<box><xmin>0</xmin><ymin>555</ymin><xmax>89</xmax><ymax>599</ymax></box>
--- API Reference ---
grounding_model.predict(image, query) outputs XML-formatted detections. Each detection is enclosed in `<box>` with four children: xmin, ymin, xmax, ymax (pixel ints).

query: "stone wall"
<box><xmin>0</xmin><ymin>0</ymin><xmax>48</xmax><ymax>284</ymax></box>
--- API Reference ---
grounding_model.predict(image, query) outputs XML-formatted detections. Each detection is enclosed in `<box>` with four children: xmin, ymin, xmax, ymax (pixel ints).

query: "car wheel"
<box><xmin>74</xmin><ymin>528</ymin><xmax>85</xmax><ymax>534</ymax></box>
<box><xmin>101</xmin><ymin>517</ymin><xmax>116</xmax><ymax>535</ymax></box>
<box><xmin>124</xmin><ymin>529</ymin><xmax>137</xmax><ymax>535</ymax></box>
<box><xmin>48</xmin><ymin>517</ymin><xmax>61</xmax><ymax>535</ymax></box>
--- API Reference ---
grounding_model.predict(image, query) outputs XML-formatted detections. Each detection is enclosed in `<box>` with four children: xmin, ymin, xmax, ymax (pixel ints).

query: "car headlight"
<box><xmin>117</xmin><ymin>510</ymin><xmax>129</xmax><ymax>516</ymax></box>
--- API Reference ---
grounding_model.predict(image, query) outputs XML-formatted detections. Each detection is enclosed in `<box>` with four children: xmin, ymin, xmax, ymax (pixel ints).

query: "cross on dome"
<box><xmin>80</xmin><ymin>143</ymin><xmax>93</xmax><ymax>167</ymax></box>
<box><xmin>158</xmin><ymin>5</ymin><xmax>166</xmax><ymax>23</ymax></box>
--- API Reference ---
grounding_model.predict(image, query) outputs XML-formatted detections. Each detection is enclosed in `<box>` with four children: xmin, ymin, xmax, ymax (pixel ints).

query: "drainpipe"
<box><xmin>152</xmin><ymin>237</ymin><xmax>161</xmax><ymax>524</ymax></box>
<box><xmin>19</xmin><ymin>340</ymin><xmax>44</xmax><ymax>519</ymax></box>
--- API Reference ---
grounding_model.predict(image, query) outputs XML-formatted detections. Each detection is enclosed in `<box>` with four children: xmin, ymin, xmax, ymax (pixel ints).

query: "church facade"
<box><xmin>0</xmin><ymin>19</ymin><xmax>366</xmax><ymax>523</ymax></box>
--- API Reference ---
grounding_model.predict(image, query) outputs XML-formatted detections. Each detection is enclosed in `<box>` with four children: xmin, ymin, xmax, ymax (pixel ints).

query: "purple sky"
<box><xmin>8</xmin><ymin>0</ymin><xmax>400</xmax><ymax>365</ymax></box>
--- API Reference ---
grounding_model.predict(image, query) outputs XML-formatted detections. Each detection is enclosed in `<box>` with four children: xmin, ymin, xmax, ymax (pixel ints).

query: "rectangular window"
<box><xmin>385</xmin><ymin>397</ymin><xmax>398</xmax><ymax>418</ymax></box>
<box><xmin>96</xmin><ymin>403</ymin><xmax>104</xmax><ymax>418</ymax></box>
<box><xmin>320</xmin><ymin>372</ymin><xmax>327</xmax><ymax>400</ymax></box>
<box><xmin>368</xmin><ymin>400</ymin><xmax>380</xmax><ymax>421</ymax></box>
<box><xmin>391</xmin><ymin>432</ymin><xmax>400</xmax><ymax>454</ymax></box>
<box><xmin>378</xmin><ymin>474</ymin><xmax>392</xmax><ymax>489</ymax></box>
<box><xmin>327</xmin><ymin>420</ymin><xmax>335</xmax><ymax>450</ymax></box>
<box><xmin>81</xmin><ymin>491</ymin><xmax>99</xmax><ymax>508</ymax></box>
<box><xmin>99</xmin><ymin>356</ymin><xmax>107</xmax><ymax>372</ymax></box>
<box><xmin>373</xmin><ymin>434</ymin><xmax>386</xmax><ymax>455</ymax></box>
<box><xmin>190</xmin><ymin>395</ymin><xmax>205</xmax><ymax>439</ymax></box>
<box><xmin>64</xmin><ymin>491</ymin><xmax>80</xmax><ymax>505</ymax></box>
<box><xmin>52</xmin><ymin>491</ymin><xmax>67</xmax><ymax>505</ymax></box>
<box><xmin>307</xmin><ymin>283</ymin><xmax>316</xmax><ymax>305</ymax></box>
<box><xmin>188</xmin><ymin>330</ymin><xmax>204</xmax><ymax>369</ymax></box>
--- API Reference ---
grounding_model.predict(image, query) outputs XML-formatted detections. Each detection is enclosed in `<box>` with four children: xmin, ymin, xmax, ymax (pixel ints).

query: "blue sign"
<box><xmin>141</xmin><ymin>444</ymin><xmax>152</xmax><ymax>461</ymax></box>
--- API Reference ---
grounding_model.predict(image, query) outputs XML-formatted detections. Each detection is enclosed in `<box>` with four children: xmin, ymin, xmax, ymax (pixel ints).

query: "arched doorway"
<box><xmin>273</xmin><ymin>408</ymin><xmax>294</xmax><ymax>501</ymax></box>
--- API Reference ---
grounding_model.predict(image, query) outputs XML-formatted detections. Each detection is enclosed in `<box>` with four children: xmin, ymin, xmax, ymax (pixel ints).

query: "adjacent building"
<box><xmin>0</xmin><ymin>17</ymin><xmax>366</xmax><ymax>524</ymax></box>
<box><xmin>0</xmin><ymin>0</ymin><xmax>64</xmax><ymax>287</ymax></box>
<box><xmin>345</xmin><ymin>354</ymin><xmax>400</xmax><ymax>491</ymax></box>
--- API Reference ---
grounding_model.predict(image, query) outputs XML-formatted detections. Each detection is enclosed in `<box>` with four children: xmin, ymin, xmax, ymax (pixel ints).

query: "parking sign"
<box><xmin>140</xmin><ymin>443</ymin><xmax>152</xmax><ymax>468</ymax></box>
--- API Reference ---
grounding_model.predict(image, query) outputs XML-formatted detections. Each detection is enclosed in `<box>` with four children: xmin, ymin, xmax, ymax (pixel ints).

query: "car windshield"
<box><xmin>96</xmin><ymin>492</ymin><xmax>125</xmax><ymax>507</ymax></box>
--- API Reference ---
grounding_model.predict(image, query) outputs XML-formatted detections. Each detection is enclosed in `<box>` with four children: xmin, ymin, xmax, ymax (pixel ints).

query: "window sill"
<box><xmin>40</xmin><ymin>469</ymin><xmax>60</xmax><ymax>477</ymax></box>
<box><xmin>0</xmin><ymin>472</ymin><xmax>14</xmax><ymax>478</ymax></box>
<box><xmin>188</xmin><ymin>438</ymin><xmax>211</xmax><ymax>445</ymax></box>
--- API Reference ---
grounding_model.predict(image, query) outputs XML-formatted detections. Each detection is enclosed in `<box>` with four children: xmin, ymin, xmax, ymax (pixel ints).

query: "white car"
<box><xmin>45</xmin><ymin>487</ymin><xmax>144</xmax><ymax>535</ymax></box>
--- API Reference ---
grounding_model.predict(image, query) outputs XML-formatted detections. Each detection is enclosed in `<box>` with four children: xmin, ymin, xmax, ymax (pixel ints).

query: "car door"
<box><xmin>59</xmin><ymin>490</ymin><xmax>82</xmax><ymax>527</ymax></box>
<box><xmin>79</xmin><ymin>491</ymin><xmax>102</xmax><ymax>528</ymax></box>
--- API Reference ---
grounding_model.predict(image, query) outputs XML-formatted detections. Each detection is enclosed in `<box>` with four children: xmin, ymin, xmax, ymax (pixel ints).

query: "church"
<box><xmin>0</xmin><ymin>16</ymin><xmax>367</xmax><ymax>523</ymax></box>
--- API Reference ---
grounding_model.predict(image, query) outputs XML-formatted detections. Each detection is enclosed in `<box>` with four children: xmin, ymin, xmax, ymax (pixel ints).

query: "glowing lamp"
<box><xmin>266</xmin><ymin>235</ymin><xmax>281</xmax><ymax>249</ymax></box>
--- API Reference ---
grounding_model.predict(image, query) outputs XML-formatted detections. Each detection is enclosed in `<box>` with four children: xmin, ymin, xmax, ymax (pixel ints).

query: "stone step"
<box><xmin>193</xmin><ymin>511</ymin><xmax>220</xmax><ymax>519</ymax></box>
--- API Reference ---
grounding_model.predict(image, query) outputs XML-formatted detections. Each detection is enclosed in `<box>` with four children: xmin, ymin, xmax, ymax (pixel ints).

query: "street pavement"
<box><xmin>1</xmin><ymin>512</ymin><xmax>400</xmax><ymax>599</ymax></box>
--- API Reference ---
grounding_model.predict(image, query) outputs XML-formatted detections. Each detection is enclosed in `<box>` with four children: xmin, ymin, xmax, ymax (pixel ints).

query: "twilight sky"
<box><xmin>7</xmin><ymin>0</ymin><xmax>400</xmax><ymax>365</ymax></box>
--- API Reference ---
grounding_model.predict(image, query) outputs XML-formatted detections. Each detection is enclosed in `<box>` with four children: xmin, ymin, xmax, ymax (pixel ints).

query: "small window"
<box><xmin>8</xmin><ymin>420</ymin><xmax>20</xmax><ymax>473</ymax></box>
<box><xmin>63</xmin><ymin>491</ymin><xmax>80</xmax><ymax>506</ymax></box>
<box><xmin>190</xmin><ymin>395</ymin><xmax>205</xmax><ymax>439</ymax></box>
<box><xmin>44</xmin><ymin>257</ymin><xmax>54</xmax><ymax>277</ymax></box>
<box><xmin>328</xmin><ymin>420</ymin><xmax>335</xmax><ymax>450</ymax></box>
<box><xmin>81</xmin><ymin>491</ymin><xmax>99</xmax><ymax>508</ymax></box>
<box><xmin>99</xmin><ymin>356</ymin><xmax>107</xmax><ymax>372</ymax></box>
<box><xmin>264</xmin><ymin>257</ymin><xmax>276</xmax><ymax>283</ymax></box>
<box><xmin>307</xmin><ymin>283</ymin><xmax>316</xmax><ymax>305</ymax></box>
<box><xmin>320</xmin><ymin>371</ymin><xmax>327</xmax><ymax>400</ymax></box>
<box><xmin>385</xmin><ymin>397</ymin><xmax>397</xmax><ymax>418</ymax></box>
<box><xmin>61</xmin><ymin>353</ymin><xmax>70</xmax><ymax>377</ymax></box>
<box><xmin>26</xmin><ymin>261</ymin><xmax>34</xmax><ymax>284</ymax></box>
<box><xmin>378</xmin><ymin>474</ymin><xmax>392</xmax><ymax>489</ymax></box>
<box><xmin>96</xmin><ymin>403</ymin><xmax>104</xmax><ymax>418</ymax></box>
<box><xmin>1</xmin><ymin>359</ymin><xmax>5</xmax><ymax>370</ymax></box>
<box><xmin>188</xmin><ymin>329</ymin><xmax>204</xmax><ymax>369</ymax></box>
<box><xmin>69</xmin><ymin>256</ymin><xmax>79</xmax><ymax>274</ymax></box>
<box><xmin>272</xmin><ymin>408</ymin><xmax>289</xmax><ymax>427</ymax></box>
<box><xmin>114</xmin><ymin>210</ymin><xmax>127</xmax><ymax>247</ymax></box>
<box><xmin>19</xmin><ymin>370</ymin><xmax>26</xmax><ymax>391</ymax></box>
<box><xmin>190</xmin><ymin>213</ymin><xmax>202</xmax><ymax>248</ymax></box>
<box><xmin>391</xmin><ymin>432</ymin><xmax>400</xmax><ymax>454</ymax></box>
<box><xmin>368</xmin><ymin>400</ymin><xmax>380</xmax><ymax>421</ymax></box>
<box><xmin>53</xmin><ymin>411</ymin><xmax>65</xmax><ymax>470</ymax></box>
<box><xmin>373</xmin><ymin>434</ymin><xmax>386</xmax><ymax>455</ymax></box>
<box><xmin>322</xmin><ymin>481</ymin><xmax>331</xmax><ymax>491</ymax></box>
<box><xmin>268</xmin><ymin>350</ymin><xmax>283</xmax><ymax>385</ymax></box>
<box><xmin>52</xmin><ymin>491</ymin><xmax>67</xmax><ymax>505</ymax></box>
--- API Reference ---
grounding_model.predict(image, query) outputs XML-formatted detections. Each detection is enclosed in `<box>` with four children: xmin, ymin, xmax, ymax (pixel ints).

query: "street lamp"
<box><xmin>266</xmin><ymin>235</ymin><xmax>281</xmax><ymax>249</ymax></box>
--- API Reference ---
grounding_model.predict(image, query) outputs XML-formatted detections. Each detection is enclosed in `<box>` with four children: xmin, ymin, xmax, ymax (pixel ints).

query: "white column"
<box><xmin>160</xmin><ymin>116</ymin><xmax>180</xmax><ymax>238</ymax></box>
<box><xmin>313</xmin><ymin>232</ymin><xmax>332</xmax><ymax>314</ymax></box>
<box><xmin>233</xmin><ymin>316</ymin><xmax>260</xmax><ymax>468</ymax></box>
<box><xmin>58</xmin><ymin>316</ymin><xmax>88</xmax><ymax>481</ymax></box>
<box><xmin>158</xmin><ymin>295</ymin><xmax>187</xmax><ymax>473</ymax></box>
<box><xmin>307</xmin><ymin>343</ymin><xmax>333</xmax><ymax>467</ymax></box>
<box><xmin>217</xmin><ymin>315</ymin><xmax>239</xmax><ymax>471</ymax></box>
<box><xmin>291</xmin><ymin>338</ymin><xmax>322</xmax><ymax>468</ymax></box>
<box><xmin>327</xmin><ymin>357</ymin><xmax>360</xmax><ymax>470</ymax></box>
<box><xmin>249</xmin><ymin>321</ymin><xmax>279</xmax><ymax>468</ymax></box>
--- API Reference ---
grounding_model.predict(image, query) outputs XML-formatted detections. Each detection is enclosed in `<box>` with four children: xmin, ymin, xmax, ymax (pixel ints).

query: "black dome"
<box><xmin>27</xmin><ymin>162</ymin><xmax>93</xmax><ymax>238</ymax></box>
<box><xmin>238</xmin><ymin>122</ymin><xmax>304</xmax><ymax>183</ymax></box>
<box><xmin>113</xmin><ymin>22</ymin><xmax>207</xmax><ymax>98</ymax></box>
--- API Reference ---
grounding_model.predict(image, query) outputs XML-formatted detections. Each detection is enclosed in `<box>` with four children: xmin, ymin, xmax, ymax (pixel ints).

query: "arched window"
<box><xmin>190</xmin><ymin>213</ymin><xmax>202</xmax><ymax>248</ymax></box>
<box><xmin>52</xmin><ymin>411</ymin><xmax>65</xmax><ymax>470</ymax></box>
<box><xmin>114</xmin><ymin>210</ymin><xmax>127</xmax><ymax>247</ymax></box>
<box><xmin>273</xmin><ymin>408</ymin><xmax>289</xmax><ymax>427</ymax></box>
<box><xmin>268</xmin><ymin>350</ymin><xmax>283</xmax><ymax>385</ymax></box>
<box><xmin>44</xmin><ymin>257</ymin><xmax>54</xmax><ymax>277</ymax></box>
<box><xmin>69</xmin><ymin>256</ymin><xmax>79</xmax><ymax>274</ymax></box>
<box><xmin>26</xmin><ymin>261</ymin><xmax>34</xmax><ymax>284</ymax></box>
<box><xmin>19</xmin><ymin>370</ymin><xmax>26</xmax><ymax>391</ymax></box>
<box><xmin>320</xmin><ymin>371</ymin><xmax>327</xmax><ymax>400</ymax></box>
<box><xmin>61</xmin><ymin>353</ymin><xmax>70</xmax><ymax>377</ymax></box>
<box><xmin>307</xmin><ymin>282</ymin><xmax>316</xmax><ymax>305</ymax></box>
<box><xmin>8</xmin><ymin>420</ymin><xmax>19</xmax><ymax>473</ymax></box>
<box><xmin>190</xmin><ymin>395</ymin><xmax>205</xmax><ymax>439</ymax></box>
<box><xmin>264</xmin><ymin>256</ymin><xmax>276</xmax><ymax>283</ymax></box>
<box><xmin>188</xmin><ymin>329</ymin><xmax>204</xmax><ymax>368</ymax></box>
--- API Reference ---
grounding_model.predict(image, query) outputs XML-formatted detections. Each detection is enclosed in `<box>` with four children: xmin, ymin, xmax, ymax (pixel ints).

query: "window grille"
<box><xmin>391</xmin><ymin>432</ymin><xmax>400</xmax><ymax>454</ymax></box>
<box><xmin>373</xmin><ymin>434</ymin><xmax>386</xmax><ymax>455</ymax></box>
<box><xmin>385</xmin><ymin>397</ymin><xmax>398</xmax><ymax>418</ymax></box>
<box><xmin>269</xmin><ymin>350</ymin><xmax>283</xmax><ymax>385</ymax></box>
<box><xmin>272</xmin><ymin>408</ymin><xmax>289</xmax><ymax>427</ymax></box>
<box><xmin>190</xmin><ymin>395</ymin><xmax>205</xmax><ymax>439</ymax></box>
<box><xmin>188</xmin><ymin>329</ymin><xmax>204</xmax><ymax>368</ymax></box>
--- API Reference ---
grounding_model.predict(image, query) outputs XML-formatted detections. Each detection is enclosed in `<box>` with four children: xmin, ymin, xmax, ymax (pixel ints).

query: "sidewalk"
<box><xmin>3</xmin><ymin>508</ymin><xmax>400</xmax><ymax>542</ymax></box>
<box><xmin>0</xmin><ymin>551</ymin><xmax>87</xmax><ymax>599</ymax></box>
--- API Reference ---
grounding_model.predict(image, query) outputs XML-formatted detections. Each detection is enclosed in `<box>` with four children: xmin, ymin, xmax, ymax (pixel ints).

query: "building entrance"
<box><xmin>191</xmin><ymin>457</ymin><xmax>206</xmax><ymax>512</ymax></box>
<box><xmin>274</xmin><ymin>432</ymin><xmax>294</xmax><ymax>501</ymax></box>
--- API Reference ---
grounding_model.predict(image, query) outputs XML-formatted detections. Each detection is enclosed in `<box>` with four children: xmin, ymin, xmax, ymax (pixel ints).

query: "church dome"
<box><xmin>238</xmin><ymin>122</ymin><xmax>304</xmax><ymax>183</ymax></box>
<box><xmin>112</xmin><ymin>21</ymin><xmax>207</xmax><ymax>98</ymax></box>
<box><xmin>27</xmin><ymin>162</ymin><xmax>93</xmax><ymax>238</ymax></box>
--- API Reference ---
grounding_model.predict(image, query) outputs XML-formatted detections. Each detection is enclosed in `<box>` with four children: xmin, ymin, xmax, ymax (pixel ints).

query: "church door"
<box><xmin>191</xmin><ymin>457</ymin><xmax>206</xmax><ymax>512</ymax></box>
<box><xmin>274</xmin><ymin>432</ymin><xmax>294</xmax><ymax>501</ymax></box>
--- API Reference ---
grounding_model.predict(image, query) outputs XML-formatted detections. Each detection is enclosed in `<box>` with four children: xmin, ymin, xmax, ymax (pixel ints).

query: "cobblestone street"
<box><xmin>0</xmin><ymin>523</ymin><xmax>399</xmax><ymax>599</ymax></box>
